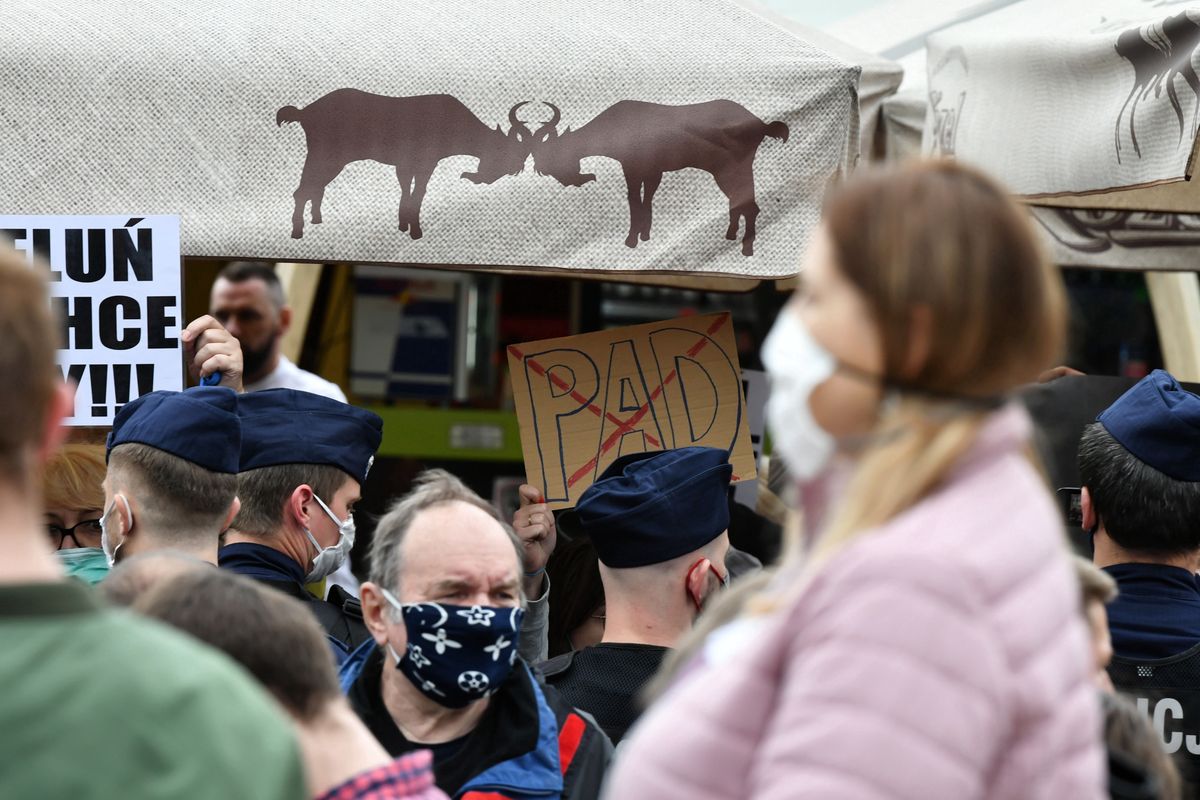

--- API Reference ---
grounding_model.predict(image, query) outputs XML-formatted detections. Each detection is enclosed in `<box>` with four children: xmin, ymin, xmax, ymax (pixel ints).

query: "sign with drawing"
<box><xmin>507</xmin><ymin>312</ymin><xmax>756</xmax><ymax>509</ymax></box>
<box><xmin>0</xmin><ymin>215</ymin><xmax>183</xmax><ymax>425</ymax></box>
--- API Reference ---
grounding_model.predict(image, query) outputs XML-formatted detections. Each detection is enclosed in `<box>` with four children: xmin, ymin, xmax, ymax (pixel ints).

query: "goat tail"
<box><xmin>765</xmin><ymin>120</ymin><xmax>789</xmax><ymax>142</ymax></box>
<box><xmin>276</xmin><ymin>105</ymin><xmax>304</xmax><ymax>127</ymax></box>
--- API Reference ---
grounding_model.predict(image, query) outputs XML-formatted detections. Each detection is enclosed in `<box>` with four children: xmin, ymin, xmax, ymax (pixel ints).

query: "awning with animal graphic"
<box><xmin>925</xmin><ymin>1</ymin><xmax>1200</xmax><ymax>202</ymax></box>
<box><xmin>0</xmin><ymin>0</ymin><xmax>896</xmax><ymax>281</ymax></box>
<box><xmin>780</xmin><ymin>0</ymin><xmax>1200</xmax><ymax>270</ymax></box>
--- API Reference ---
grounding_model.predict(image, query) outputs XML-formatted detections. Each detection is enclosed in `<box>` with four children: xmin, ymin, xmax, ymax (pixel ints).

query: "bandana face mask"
<box><xmin>381</xmin><ymin>588</ymin><xmax>525</xmax><ymax>709</ymax></box>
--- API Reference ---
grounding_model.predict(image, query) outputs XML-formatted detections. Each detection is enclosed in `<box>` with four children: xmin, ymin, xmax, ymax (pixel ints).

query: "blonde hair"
<box><xmin>811</xmin><ymin>160</ymin><xmax>1065</xmax><ymax>565</ymax></box>
<box><xmin>43</xmin><ymin>444</ymin><xmax>106</xmax><ymax>513</ymax></box>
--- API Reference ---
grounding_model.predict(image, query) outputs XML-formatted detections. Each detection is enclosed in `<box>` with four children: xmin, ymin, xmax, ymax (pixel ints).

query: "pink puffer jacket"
<box><xmin>606</xmin><ymin>406</ymin><xmax>1104</xmax><ymax>800</ymax></box>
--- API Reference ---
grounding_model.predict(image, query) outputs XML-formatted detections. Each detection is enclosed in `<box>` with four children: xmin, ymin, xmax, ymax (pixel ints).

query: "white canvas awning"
<box><xmin>0</xmin><ymin>0</ymin><xmax>904</xmax><ymax>282</ymax></box>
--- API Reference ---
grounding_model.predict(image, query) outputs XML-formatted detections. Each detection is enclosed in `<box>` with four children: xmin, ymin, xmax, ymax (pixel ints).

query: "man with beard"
<box><xmin>210</xmin><ymin>261</ymin><xmax>346</xmax><ymax>401</ymax></box>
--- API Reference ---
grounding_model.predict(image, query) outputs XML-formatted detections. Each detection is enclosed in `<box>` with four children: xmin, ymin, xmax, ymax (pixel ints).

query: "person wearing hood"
<box><xmin>219</xmin><ymin>388</ymin><xmax>381</xmax><ymax>662</ymax></box>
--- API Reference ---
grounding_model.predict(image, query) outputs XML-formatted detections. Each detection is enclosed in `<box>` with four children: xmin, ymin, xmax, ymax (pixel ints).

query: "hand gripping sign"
<box><xmin>1</xmin><ymin>215</ymin><xmax>184</xmax><ymax>425</ymax></box>
<box><xmin>507</xmin><ymin>312</ymin><xmax>756</xmax><ymax>509</ymax></box>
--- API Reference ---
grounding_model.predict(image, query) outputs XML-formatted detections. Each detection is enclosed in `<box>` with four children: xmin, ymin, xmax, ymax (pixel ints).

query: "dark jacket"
<box><xmin>340</xmin><ymin>640</ymin><xmax>611</xmax><ymax>800</ymax></box>
<box><xmin>538</xmin><ymin>643</ymin><xmax>668</xmax><ymax>744</ymax></box>
<box><xmin>1104</xmin><ymin>563</ymin><xmax>1200</xmax><ymax>660</ymax></box>
<box><xmin>218</xmin><ymin>542</ymin><xmax>371</xmax><ymax>662</ymax></box>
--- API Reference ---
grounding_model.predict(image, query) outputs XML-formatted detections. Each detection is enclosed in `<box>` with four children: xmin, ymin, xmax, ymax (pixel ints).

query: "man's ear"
<box><xmin>1081</xmin><ymin>487</ymin><xmax>1097</xmax><ymax>533</ymax></box>
<box><xmin>288</xmin><ymin>484</ymin><xmax>315</xmax><ymax>529</ymax></box>
<box><xmin>36</xmin><ymin>382</ymin><xmax>74</xmax><ymax>467</ymax></box>
<box><xmin>222</xmin><ymin>496</ymin><xmax>241</xmax><ymax>532</ymax></box>
<box><xmin>278</xmin><ymin>305</ymin><xmax>292</xmax><ymax>337</ymax></box>
<box><xmin>360</xmin><ymin>582</ymin><xmax>399</xmax><ymax>649</ymax></box>
<box><xmin>114</xmin><ymin>493</ymin><xmax>135</xmax><ymax>540</ymax></box>
<box><xmin>685</xmin><ymin>557</ymin><xmax>713</xmax><ymax>610</ymax></box>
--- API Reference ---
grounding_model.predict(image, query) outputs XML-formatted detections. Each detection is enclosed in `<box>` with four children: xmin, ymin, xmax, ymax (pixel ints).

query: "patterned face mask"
<box><xmin>381</xmin><ymin>588</ymin><xmax>525</xmax><ymax>709</ymax></box>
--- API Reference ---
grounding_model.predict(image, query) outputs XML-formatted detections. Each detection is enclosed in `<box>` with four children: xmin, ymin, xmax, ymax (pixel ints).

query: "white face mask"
<box><xmin>99</xmin><ymin>495</ymin><xmax>132</xmax><ymax>568</ymax></box>
<box><xmin>303</xmin><ymin>494</ymin><xmax>355</xmax><ymax>582</ymax></box>
<box><xmin>762</xmin><ymin>310</ymin><xmax>839</xmax><ymax>481</ymax></box>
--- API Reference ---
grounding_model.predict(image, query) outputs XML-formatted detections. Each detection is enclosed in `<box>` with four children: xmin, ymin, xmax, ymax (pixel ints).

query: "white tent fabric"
<box><xmin>0</xmin><ymin>0</ymin><xmax>887</xmax><ymax>280</ymax></box>
<box><xmin>927</xmin><ymin>0</ymin><xmax>1200</xmax><ymax>197</ymax></box>
<box><xmin>774</xmin><ymin>0</ymin><xmax>1200</xmax><ymax>270</ymax></box>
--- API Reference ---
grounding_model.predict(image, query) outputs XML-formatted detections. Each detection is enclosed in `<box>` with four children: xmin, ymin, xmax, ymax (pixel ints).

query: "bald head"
<box><xmin>367</xmin><ymin>470</ymin><xmax>524</xmax><ymax>609</ymax></box>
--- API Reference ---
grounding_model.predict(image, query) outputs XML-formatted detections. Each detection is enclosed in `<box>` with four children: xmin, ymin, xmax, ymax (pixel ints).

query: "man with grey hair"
<box><xmin>340</xmin><ymin>469</ymin><xmax>611</xmax><ymax>800</ymax></box>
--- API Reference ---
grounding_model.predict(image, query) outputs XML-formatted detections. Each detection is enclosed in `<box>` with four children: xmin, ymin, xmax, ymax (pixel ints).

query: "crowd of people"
<box><xmin>4</xmin><ymin>159</ymin><xmax>1199</xmax><ymax>799</ymax></box>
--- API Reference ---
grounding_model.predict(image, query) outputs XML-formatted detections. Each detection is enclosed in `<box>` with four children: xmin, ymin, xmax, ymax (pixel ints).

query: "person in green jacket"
<box><xmin>0</xmin><ymin>242</ymin><xmax>307</xmax><ymax>800</ymax></box>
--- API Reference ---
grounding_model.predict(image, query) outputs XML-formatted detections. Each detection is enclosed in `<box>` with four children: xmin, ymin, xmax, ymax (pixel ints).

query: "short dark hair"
<box><xmin>134</xmin><ymin>567</ymin><xmax>340</xmax><ymax>721</ymax></box>
<box><xmin>1079</xmin><ymin>422</ymin><xmax>1200</xmax><ymax>556</ymax></box>
<box><xmin>108</xmin><ymin>444</ymin><xmax>238</xmax><ymax>544</ymax></box>
<box><xmin>233</xmin><ymin>463</ymin><xmax>350</xmax><ymax>535</ymax></box>
<box><xmin>217</xmin><ymin>262</ymin><xmax>285</xmax><ymax>309</ymax></box>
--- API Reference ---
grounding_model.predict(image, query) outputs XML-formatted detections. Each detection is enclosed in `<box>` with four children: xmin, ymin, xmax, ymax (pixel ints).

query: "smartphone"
<box><xmin>1056</xmin><ymin>487</ymin><xmax>1082</xmax><ymax>528</ymax></box>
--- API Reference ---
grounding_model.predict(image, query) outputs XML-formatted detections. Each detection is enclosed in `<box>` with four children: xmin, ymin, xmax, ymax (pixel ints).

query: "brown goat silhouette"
<box><xmin>527</xmin><ymin>100</ymin><xmax>788</xmax><ymax>256</ymax></box>
<box><xmin>277</xmin><ymin>90</ymin><xmax>532</xmax><ymax>239</ymax></box>
<box><xmin>1115</xmin><ymin>11</ymin><xmax>1200</xmax><ymax>162</ymax></box>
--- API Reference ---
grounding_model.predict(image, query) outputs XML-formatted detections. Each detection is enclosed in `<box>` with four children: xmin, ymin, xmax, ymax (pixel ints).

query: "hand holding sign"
<box><xmin>507</xmin><ymin>312</ymin><xmax>756</xmax><ymax>509</ymax></box>
<box><xmin>514</xmin><ymin>484</ymin><xmax>556</xmax><ymax>598</ymax></box>
<box><xmin>182</xmin><ymin>315</ymin><xmax>243</xmax><ymax>392</ymax></box>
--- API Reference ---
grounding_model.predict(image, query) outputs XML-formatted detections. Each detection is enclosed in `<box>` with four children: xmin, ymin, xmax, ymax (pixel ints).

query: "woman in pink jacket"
<box><xmin>606</xmin><ymin>161</ymin><xmax>1106</xmax><ymax>799</ymax></box>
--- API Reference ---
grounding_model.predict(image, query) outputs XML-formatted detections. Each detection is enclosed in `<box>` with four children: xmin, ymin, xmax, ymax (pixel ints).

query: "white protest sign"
<box><xmin>1</xmin><ymin>215</ymin><xmax>183</xmax><ymax>425</ymax></box>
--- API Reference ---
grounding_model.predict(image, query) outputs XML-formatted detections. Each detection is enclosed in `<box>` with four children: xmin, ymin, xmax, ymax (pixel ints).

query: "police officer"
<box><xmin>539</xmin><ymin>447</ymin><xmax>732</xmax><ymax>744</ymax></box>
<box><xmin>103</xmin><ymin>387</ymin><xmax>243</xmax><ymax>567</ymax></box>
<box><xmin>219</xmin><ymin>388</ymin><xmax>382</xmax><ymax>662</ymax></box>
<box><xmin>1079</xmin><ymin>370</ymin><xmax>1200</xmax><ymax>790</ymax></box>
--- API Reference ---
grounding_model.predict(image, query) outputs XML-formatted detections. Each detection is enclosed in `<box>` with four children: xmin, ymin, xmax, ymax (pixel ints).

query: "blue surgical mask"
<box><xmin>381</xmin><ymin>588</ymin><xmax>524</xmax><ymax>709</ymax></box>
<box><xmin>55</xmin><ymin>547</ymin><xmax>111</xmax><ymax>585</ymax></box>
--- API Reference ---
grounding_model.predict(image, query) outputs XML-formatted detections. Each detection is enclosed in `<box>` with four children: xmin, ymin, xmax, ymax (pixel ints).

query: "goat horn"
<box><xmin>509</xmin><ymin>101</ymin><xmax>531</xmax><ymax>128</ymax></box>
<box><xmin>542</xmin><ymin>102</ymin><xmax>562</xmax><ymax>128</ymax></box>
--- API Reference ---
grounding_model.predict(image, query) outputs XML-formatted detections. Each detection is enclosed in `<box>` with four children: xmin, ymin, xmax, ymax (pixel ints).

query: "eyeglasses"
<box><xmin>47</xmin><ymin>519</ymin><xmax>104</xmax><ymax>550</ymax></box>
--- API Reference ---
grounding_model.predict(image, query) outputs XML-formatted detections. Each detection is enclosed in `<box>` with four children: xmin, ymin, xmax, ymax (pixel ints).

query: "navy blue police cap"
<box><xmin>575</xmin><ymin>446</ymin><xmax>733</xmax><ymax>568</ymax></box>
<box><xmin>106</xmin><ymin>387</ymin><xmax>241</xmax><ymax>474</ymax></box>
<box><xmin>1098</xmin><ymin>369</ymin><xmax>1200</xmax><ymax>481</ymax></box>
<box><xmin>237</xmin><ymin>389</ymin><xmax>382</xmax><ymax>483</ymax></box>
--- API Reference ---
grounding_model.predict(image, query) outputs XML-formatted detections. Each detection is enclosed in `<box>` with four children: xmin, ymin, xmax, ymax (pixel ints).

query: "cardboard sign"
<box><xmin>732</xmin><ymin>368</ymin><xmax>768</xmax><ymax>507</ymax></box>
<box><xmin>507</xmin><ymin>312</ymin><xmax>756</xmax><ymax>509</ymax></box>
<box><xmin>0</xmin><ymin>215</ymin><xmax>183</xmax><ymax>425</ymax></box>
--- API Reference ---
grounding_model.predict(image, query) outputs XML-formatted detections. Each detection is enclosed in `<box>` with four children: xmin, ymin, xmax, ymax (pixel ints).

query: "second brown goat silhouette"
<box><xmin>526</xmin><ymin>100</ymin><xmax>788</xmax><ymax>256</ymax></box>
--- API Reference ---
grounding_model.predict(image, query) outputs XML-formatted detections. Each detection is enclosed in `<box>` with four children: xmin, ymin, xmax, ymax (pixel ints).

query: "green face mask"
<box><xmin>55</xmin><ymin>547</ymin><xmax>111</xmax><ymax>585</ymax></box>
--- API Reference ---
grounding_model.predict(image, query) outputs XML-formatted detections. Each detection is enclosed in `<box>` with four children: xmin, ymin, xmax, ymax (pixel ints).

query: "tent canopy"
<box><xmin>0</xmin><ymin>0</ymin><xmax>900</xmax><ymax>282</ymax></box>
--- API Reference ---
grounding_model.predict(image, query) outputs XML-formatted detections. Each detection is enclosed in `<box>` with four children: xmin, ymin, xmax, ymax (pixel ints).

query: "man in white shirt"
<box><xmin>210</xmin><ymin>261</ymin><xmax>347</xmax><ymax>402</ymax></box>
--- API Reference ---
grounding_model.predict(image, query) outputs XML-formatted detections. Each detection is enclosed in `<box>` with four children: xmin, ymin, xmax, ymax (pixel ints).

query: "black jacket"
<box><xmin>539</xmin><ymin>643</ymin><xmax>668</xmax><ymax>744</ymax></box>
<box><xmin>218</xmin><ymin>543</ymin><xmax>371</xmax><ymax>658</ymax></box>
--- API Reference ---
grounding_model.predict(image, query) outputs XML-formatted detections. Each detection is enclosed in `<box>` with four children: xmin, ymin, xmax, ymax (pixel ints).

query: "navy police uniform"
<box><xmin>1092</xmin><ymin>371</ymin><xmax>1200</xmax><ymax>792</ymax></box>
<box><xmin>539</xmin><ymin>447</ymin><xmax>732</xmax><ymax>744</ymax></box>
<box><xmin>218</xmin><ymin>389</ymin><xmax>382</xmax><ymax>661</ymax></box>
